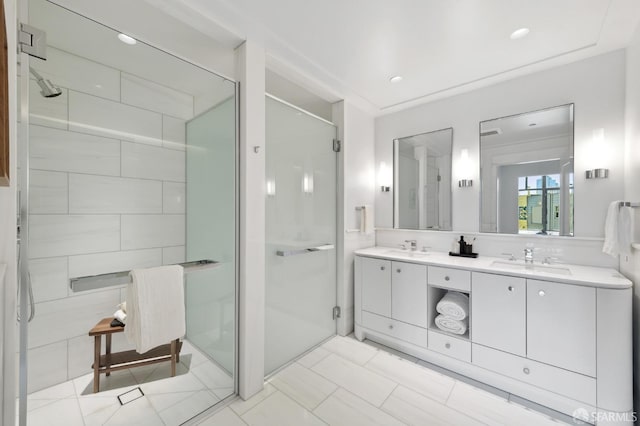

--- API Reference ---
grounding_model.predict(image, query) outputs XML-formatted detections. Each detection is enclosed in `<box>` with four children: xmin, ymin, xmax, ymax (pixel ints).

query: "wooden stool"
<box><xmin>89</xmin><ymin>318</ymin><xmax>182</xmax><ymax>393</ymax></box>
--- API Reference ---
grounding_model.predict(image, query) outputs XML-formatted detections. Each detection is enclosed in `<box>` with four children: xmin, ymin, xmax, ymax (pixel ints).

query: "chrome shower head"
<box><xmin>29</xmin><ymin>67</ymin><xmax>62</xmax><ymax>98</ymax></box>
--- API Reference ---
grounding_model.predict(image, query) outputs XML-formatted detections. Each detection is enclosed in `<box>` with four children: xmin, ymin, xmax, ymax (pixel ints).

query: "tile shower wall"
<box><xmin>26</xmin><ymin>47</ymin><xmax>191</xmax><ymax>393</ymax></box>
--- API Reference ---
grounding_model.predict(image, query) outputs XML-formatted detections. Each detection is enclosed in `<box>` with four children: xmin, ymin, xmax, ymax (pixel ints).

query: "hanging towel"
<box><xmin>125</xmin><ymin>265</ymin><xmax>186</xmax><ymax>354</ymax></box>
<box><xmin>603</xmin><ymin>201</ymin><xmax>623</xmax><ymax>257</ymax></box>
<box><xmin>436</xmin><ymin>291</ymin><xmax>469</xmax><ymax>320</ymax></box>
<box><xmin>434</xmin><ymin>314</ymin><xmax>468</xmax><ymax>335</ymax></box>
<box><xmin>361</xmin><ymin>205</ymin><xmax>375</xmax><ymax>234</ymax></box>
<box><xmin>619</xmin><ymin>206</ymin><xmax>634</xmax><ymax>256</ymax></box>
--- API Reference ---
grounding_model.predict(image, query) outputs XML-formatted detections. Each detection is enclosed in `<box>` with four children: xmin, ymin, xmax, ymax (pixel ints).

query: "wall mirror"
<box><xmin>480</xmin><ymin>104</ymin><xmax>574</xmax><ymax>236</ymax></box>
<box><xmin>393</xmin><ymin>128</ymin><xmax>453</xmax><ymax>230</ymax></box>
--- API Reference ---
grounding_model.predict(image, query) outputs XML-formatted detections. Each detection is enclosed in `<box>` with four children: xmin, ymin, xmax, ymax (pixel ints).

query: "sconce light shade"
<box><xmin>585</xmin><ymin>168</ymin><xmax>609</xmax><ymax>179</ymax></box>
<box><xmin>458</xmin><ymin>179</ymin><xmax>473</xmax><ymax>188</ymax></box>
<box><xmin>378</xmin><ymin>162</ymin><xmax>392</xmax><ymax>193</ymax></box>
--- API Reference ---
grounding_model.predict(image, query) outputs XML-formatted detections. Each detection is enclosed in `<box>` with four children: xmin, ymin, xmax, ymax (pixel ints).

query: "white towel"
<box><xmin>361</xmin><ymin>205</ymin><xmax>374</xmax><ymax>235</ymax></box>
<box><xmin>619</xmin><ymin>206</ymin><xmax>633</xmax><ymax>256</ymax></box>
<box><xmin>603</xmin><ymin>200</ymin><xmax>622</xmax><ymax>257</ymax></box>
<box><xmin>125</xmin><ymin>265</ymin><xmax>186</xmax><ymax>354</ymax></box>
<box><xmin>436</xmin><ymin>291</ymin><xmax>469</xmax><ymax>320</ymax></box>
<box><xmin>434</xmin><ymin>314</ymin><xmax>468</xmax><ymax>335</ymax></box>
<box><xmin>113</xmin><ymin>309</ymin><xmax>127</xmax><ymax>323</ymax></box>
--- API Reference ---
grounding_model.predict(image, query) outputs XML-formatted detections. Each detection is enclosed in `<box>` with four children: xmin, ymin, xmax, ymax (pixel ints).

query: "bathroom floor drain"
<box><xmin>117</xmin><ymin>387</ymin><xmax>145</xmax><ymax>405</ymax></box>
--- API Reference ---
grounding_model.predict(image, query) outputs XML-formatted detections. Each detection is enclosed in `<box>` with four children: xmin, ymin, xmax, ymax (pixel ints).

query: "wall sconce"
<box><xmin>302</xmin><ymin>173</ymin><xmax>314</xmax><ymax>194</ymax></box>
<box><xmin>585</xmin><ymin>168</ymin><xmax>609</xmax><ymax>179</ymax></box>
<box><xmin>379</xmin><ymin>161</ymin><xmax>391</xmax><ymax>192</ymax></box>
<box><xmin>457</xmin><ymin>149</ymin><xmax>473</xmax><ymax>188</ymax></box>
<box><xmin>266</xmin><ymin>179</ymin><xmax>276</xmax><ymax>196</ymax></box>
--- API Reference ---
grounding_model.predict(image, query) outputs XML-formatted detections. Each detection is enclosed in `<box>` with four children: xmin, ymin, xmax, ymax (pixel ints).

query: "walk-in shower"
<box><xmin>16</xmin><ymin>0</ymin><xmax>238</xmax><ymax>424</ymax></box>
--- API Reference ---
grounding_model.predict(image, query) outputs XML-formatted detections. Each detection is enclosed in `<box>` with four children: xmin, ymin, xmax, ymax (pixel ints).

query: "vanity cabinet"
<box><xmin>358</xmin><ymin>257</ymin><xmax>428</xmax><ymax>346</ymax></box>
<box><xmin>527</xmin><ymin>279</ymin><xmax>596</xmax><ymax>377</ymax></box>
<box><xmin>354</xmin><ymin>249</ymin><xmax>633</xmax><ymax>423</ymax></box>
<box><xmin>471</xmin><ymin>272</ymin><xmax>526</xmax><ymax>356</ymax></box>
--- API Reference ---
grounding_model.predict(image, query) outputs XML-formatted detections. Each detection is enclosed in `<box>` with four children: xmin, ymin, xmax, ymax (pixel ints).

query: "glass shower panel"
<box><xmin>265</xmin><ymin>96</ymin><xmax>337</xmax><ymax>375</ymax></box>
<box><xmin>18</xmin><ymin>0</ymin><xmax>237</xmax><ymax>424</ymax></box>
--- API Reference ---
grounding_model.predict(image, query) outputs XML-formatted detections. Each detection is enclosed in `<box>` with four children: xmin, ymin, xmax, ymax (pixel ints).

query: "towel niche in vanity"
<box><xmin>354</xmin><ymin>248</ymin><xmax>632</xmax><ymax>424</ymax></box>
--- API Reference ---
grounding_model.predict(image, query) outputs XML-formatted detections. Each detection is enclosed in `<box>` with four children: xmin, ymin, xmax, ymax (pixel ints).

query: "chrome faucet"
<box><xmin>405</xmin><ymin>240</ymin><xmax>417</xmax><ymax>251</ymax></box>
<box><xmin>524</xmin><ymin>248</ymin><xmax>534</xmax><ymax>264</ymax></box>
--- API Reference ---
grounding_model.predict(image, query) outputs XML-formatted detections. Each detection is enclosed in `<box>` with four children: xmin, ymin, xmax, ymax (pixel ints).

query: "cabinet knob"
<box><xmin>444</xmin><ymin>276</ymin><xmax>450</xmax><ymax>281</ymax></box>
<box><xmin>523</xmin><ymin>367</ymin><xmax>530</xmax><ymax>375</ymax></box>
<box><xmin>507</xmin><ymin>286</ymin><xmax>514</xmax><ymax>292</ymax></box>
<box><xmin>396</xmin><ymin>269</ymin><xmax>401</xmax><ymax>273</ymax></box>
<box><xmin>388</xmin><ymin>324</ymin><xmax>394</xmax><ymax>330</ymax></box>
<box><xmin>380</xmin><ymin>266</ymin><xmax>385</xmax><ymax>271</ymax></box>
<box><xmin>445</xmin><ymin>343</ymin><xmax>451</xmax><ymax>349</ymax></box>
<box><xmin>538</xmin><ymin>290</ymin><xmax>545</xmax><ymax>297</ymax></box>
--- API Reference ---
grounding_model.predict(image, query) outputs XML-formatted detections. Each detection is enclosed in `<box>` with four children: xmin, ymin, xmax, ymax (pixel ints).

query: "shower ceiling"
<box><xmin>148</xmin><ymin>0</ymin><xmax>640</xmax><ymax>115</ymax></box>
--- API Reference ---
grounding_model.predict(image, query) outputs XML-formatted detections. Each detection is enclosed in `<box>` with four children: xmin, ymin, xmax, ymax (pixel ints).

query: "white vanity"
<box><xmin>354</xmin><ymin>247</ymin><xmax>632</xmax><ymax>425</ymax></box>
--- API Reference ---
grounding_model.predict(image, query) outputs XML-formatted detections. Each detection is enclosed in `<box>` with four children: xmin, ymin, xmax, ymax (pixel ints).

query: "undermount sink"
<box><xmin>490</xmin><ymin>260</ymin><xmax>572</xmax><ymax>276</ymax></box>
<box><xmin>385</xmin><ymin>249</ymin><xmax>429</xmax><ymax>258</ymax></box>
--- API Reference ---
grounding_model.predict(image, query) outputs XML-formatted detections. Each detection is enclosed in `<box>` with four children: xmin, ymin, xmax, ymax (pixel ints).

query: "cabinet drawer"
<box><xmin>472</xmin><ymin>344</ymin><xmax>596</xmax><ymax>406</ymax></box>
<box><xmin>362</xmin><ymin>311</ymin><xmax>428</xmax><ymax>348</ymax></box>
<box><xmin>428</xmin><ymin>266</ymin><xmax>470</xmax><ymax>291</ymax></box>
<box><xmin>428</xmin><ymin>330</ymin><xmax>471</xmax><ymax>362</ymax></box>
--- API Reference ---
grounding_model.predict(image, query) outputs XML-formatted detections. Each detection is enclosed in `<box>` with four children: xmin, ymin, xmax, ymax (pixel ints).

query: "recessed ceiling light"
<box><xmin>118</xmin><ymin>33</ymin><xmax>137</xmax><ymax>45</ymax></box>
<box><xmin>510</xmin><ymin>28</ymin><xmax>530</xmax><ymax>40</ymax></box>
<box><xmin>389</xmin><ymin>75</ymin><xmax>403</xmax><ymax>83</ymax></box>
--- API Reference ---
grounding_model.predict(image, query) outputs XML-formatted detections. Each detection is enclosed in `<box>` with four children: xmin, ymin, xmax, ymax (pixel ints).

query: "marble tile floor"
<box><xmin>198</xmin><ymin>335</ymin><xmax>573</xmax><ymax>426</ymax></box>
<box><xmin>20</xmin><ymin>340</ymin><xmax>234</xmax><ymax>426</ymax></box>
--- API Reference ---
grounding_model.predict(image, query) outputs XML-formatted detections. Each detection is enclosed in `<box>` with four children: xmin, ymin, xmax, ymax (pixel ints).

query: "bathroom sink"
<box><xmin>490</xmin><ymin>260</ymin><xmax>571</xmax><ymax>276</ymax></box>
<box><xmin>385</xmin><ymin>249</ymin><xmax>429</xmax><ymax>258</ymax></box>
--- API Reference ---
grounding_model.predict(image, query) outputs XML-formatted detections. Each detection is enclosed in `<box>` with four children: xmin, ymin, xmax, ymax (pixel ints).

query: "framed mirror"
<box><xmin>393</xmin><ymin>128</ymin><xmax>453</xmax><ymax>230</ymax></box>
<box><xmin>480</xmin><ymin>104</ymin><xmax>574</xmax><ymax>236</ymax></box>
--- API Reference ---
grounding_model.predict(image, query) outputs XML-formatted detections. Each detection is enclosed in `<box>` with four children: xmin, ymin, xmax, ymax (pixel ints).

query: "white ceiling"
<box><xmin>155</xmin><ymin>0</ymin><xmax>640</xmax><ymax>116</ymax></box>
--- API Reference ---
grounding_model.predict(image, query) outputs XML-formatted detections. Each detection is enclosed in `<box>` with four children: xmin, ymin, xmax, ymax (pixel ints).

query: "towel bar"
<box><xmin>619</xmin><ymin>201</ymin><xmax>640</xmax><ymax>208</ymax></box>
<box><xmin>70</xmin><ymin>259</ymin><xmax>219</xmax><ymax>293</ymax></box>
<box><xmin>276</xmin><ymin>244</ymin><xmax>335</xmax><ymax>257</ymax></box>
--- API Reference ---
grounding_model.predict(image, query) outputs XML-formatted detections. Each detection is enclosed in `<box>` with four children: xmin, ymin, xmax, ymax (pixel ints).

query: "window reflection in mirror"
<box><xmin>393</xmin><ymin>128</ymin><xmax>453</xmax><ymax>231</ymax></box>
<box><xmin>480</xmin><ymin>104</ymin><xmax>574</xmax><ymax>236</ymax></box>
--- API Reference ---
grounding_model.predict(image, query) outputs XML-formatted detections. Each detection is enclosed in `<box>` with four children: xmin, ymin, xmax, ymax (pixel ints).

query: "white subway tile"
<box><xmin>69</xmin><ymin>91</ymin><xmax>162</xmax><ymax>146</ymax></box>
<box><xmin>28</xmin><ymin>289</ymin><xmax>121</xmax><ymax>349</ymax></box>
<box><xmin>163</xmin><ymin>115</ymin><xmax>186</xmax><ymax>150</ymax></box>
<box><xmin>121</xmin><ymin>215</ymin><xmax>185</xmax><ymax>250</ymax></box>
<box><xmin>121</xmin><ymin>72</ymin><xmax>193</xmax><ymax>120</ymax></box>
<box><xmin>29</xmin><ymin>257</ymin><xmax>68</xmax><ymax>303</ymax></box>
<box><xmin>162</xmin><ymin>246</ymin><xmax>185</xmax><ymax>265</ymax></box>
<box><xmin>29</xmin><ymin>170</ymin><xmax>68</xmax><ymax>214</ymax></box>
<box><xmin>32</xmin><ymin>47</ymin><xmax>120</xmax><ymax>101</ymax></box>
<box><xmin>29</xmin><ymin>80</ymin><xmax>68</xmax><ymax>130</ymax></box>
<box><xmin>163</xmin><ymin>182</ymin><xmax>185</xmax><ymax>214</ymax></box>
<box><xmin>30</xmin><ymin>125</ymin><xmax>120</xmax><ymax>176</ymax></box>
<box><xmin>69</xmin><ymin>174</ymin><xmax>162</xmax><ymax>214</ymax></box>
<box><xmin>29</xmin><ymin>215</ymin><xmax>120</xmax><ymax>259</ymax></box>
<box><xmin>27</xmin><ymin>341</ymin><xmax>68</xmax><ymax>393</ymax></box>
<box><xmin>121</xmin><ymin>142</ymin><xmax>185</xmax><ymax>182</ymax></box>
<box><xmin>68</xmin><ymin>248</ymin><xmax>162</xmax><ymax>279</ymax></box>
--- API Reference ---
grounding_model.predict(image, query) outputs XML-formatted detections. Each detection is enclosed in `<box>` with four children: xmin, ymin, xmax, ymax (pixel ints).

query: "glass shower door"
<box><xmin>265</xmin><ymin>95</ymin><xmax>337</xmax><ymax>374</ymax></box>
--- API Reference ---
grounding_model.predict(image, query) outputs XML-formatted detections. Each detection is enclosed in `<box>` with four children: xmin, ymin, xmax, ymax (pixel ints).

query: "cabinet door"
<box><xmin>471</xmin><ymin>272</ymin><xmax>526</xmax><ymax>356</ymax></box>
<box><xmin>391</xmin><ymin>261</ymin><xmax>427</xmax><ymax>327</ymax></box>
<box><xmin>527</xmin><ymin>280</ymin><xmax>596</xmax><ymax>377</ymax></box>
<box><xmin>361</xmin><ymin>257</ymin><xmax>392</xmax><ymax>317</ymax></box>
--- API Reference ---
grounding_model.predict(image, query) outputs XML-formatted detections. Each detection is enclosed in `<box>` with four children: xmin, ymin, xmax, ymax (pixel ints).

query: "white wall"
<box><xmin>1</xmin><ymin>0</ymin><xmax>18</xmax><ymax>423</ymax></box>
<box><xmin>334</xmin><ymin>100</ymin><xmax>375</xmax><ymax>336</ymax></box>
<box><xmin>621</xmin><ymin>21</ymin><xmax>640</xmax><ymax>421</ymax></box>
<box><xmin>376</xmin><ymin>50</ymin><xmax>626</xmax><ymax>240</ymax></box>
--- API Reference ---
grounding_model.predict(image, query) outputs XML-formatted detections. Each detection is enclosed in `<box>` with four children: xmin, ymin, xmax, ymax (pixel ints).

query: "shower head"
<box><xmin>29</xmin><ymin>67</ymin><xmax>62</xmax><ymax>98</ymax></box>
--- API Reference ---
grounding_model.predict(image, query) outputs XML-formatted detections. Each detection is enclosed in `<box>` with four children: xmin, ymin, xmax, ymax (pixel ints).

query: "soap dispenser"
<box><xmin>458</xmin><ymin>236</ymin><xmax>466</xmax><ymax>254</ymax></box>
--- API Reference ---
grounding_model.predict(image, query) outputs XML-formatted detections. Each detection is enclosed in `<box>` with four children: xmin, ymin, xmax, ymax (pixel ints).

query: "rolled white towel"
<box><xmin>119</xmin><ymin>302</ymin><xmax>127</xmax><ymax>313</ymax></box>
<box><xmin>113</xmin><ymin>309</ymin><xmax>127</xmax><ymax>324</ymax></box>
<box><xmin>434</xmin><ymin>314</ymin><xmax>467</xmax><ymax>335</ymax></box>
<box><xmin>436</xmin><ymin>291</ymin><xmax>469</xmax><ymax>320</ymax></box>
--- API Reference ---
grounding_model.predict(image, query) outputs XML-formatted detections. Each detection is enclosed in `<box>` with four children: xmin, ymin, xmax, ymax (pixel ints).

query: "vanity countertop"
<box><xmin>355</xmin><ymin>247</ymin><xmax>631</xmax><ymax>289</ymax></box>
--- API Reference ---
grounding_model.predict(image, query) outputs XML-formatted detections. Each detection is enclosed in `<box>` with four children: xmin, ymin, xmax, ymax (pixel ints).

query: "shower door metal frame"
<box><xmin>15</xmin><ymin>1</ymin><xmax>241</xmax><ymax>424</ymax></box>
